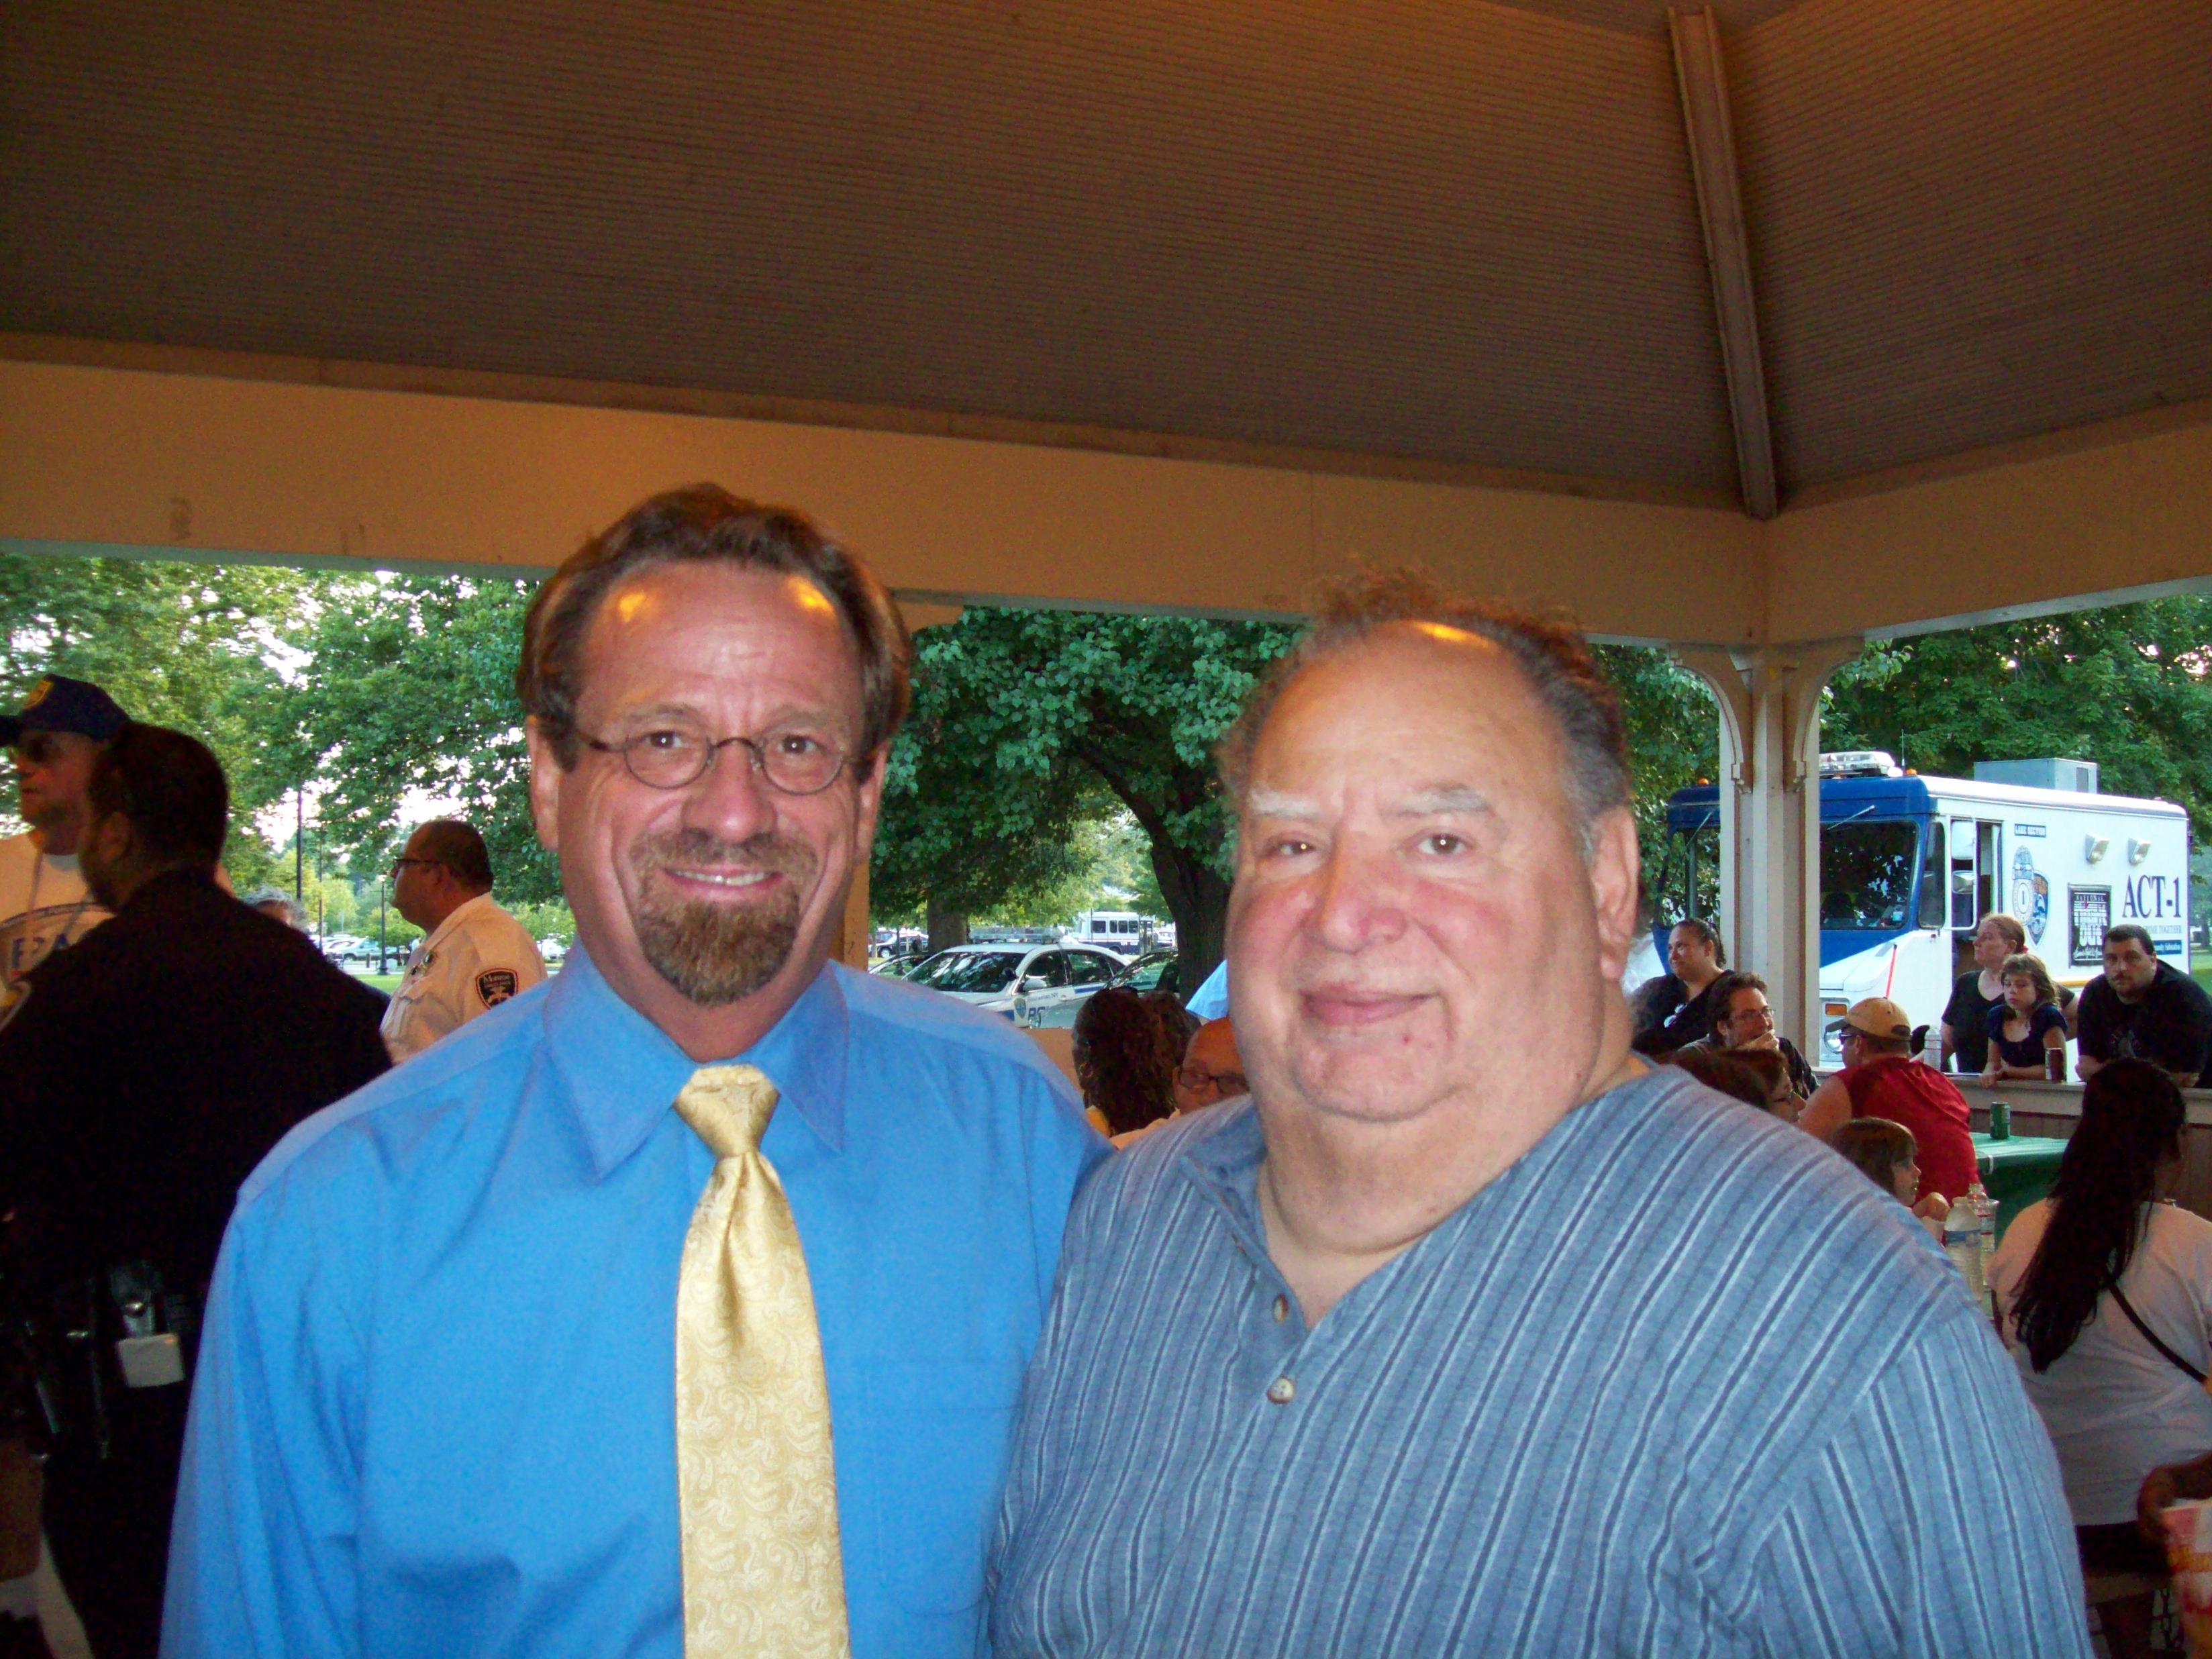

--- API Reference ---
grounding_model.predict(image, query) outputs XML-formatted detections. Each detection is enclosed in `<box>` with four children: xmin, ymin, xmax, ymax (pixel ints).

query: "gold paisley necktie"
<box><xmin>673</xmin><ymin>1064</ymin><xmax>851</xmax><ymax>1658</ymax></box>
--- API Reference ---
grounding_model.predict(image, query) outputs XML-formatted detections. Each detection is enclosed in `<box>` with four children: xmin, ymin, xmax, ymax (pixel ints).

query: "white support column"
<box><xmin>1674</xmin><ymin>640</ymin><xmax>1860</xmax><ymax>1054</ymax></box>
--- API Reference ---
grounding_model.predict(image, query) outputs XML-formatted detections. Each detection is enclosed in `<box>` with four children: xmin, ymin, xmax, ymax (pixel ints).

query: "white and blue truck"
<box><xmin>1655</xmin><ymin>754</ymin><xmax>2194</xmax><ymax>1066</ymax></box>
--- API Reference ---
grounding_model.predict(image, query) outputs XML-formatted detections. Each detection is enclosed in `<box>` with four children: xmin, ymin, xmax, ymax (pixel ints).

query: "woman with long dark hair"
<box><xmin>1071</xmin><ymin>987</ymin><xmax>1178</xmax><ymax>1141</ymax></box>
<box><xmin>1990</xmin><ymin>1060</ymin><xmax>2212</xmax><ymax>1659</ymax></box>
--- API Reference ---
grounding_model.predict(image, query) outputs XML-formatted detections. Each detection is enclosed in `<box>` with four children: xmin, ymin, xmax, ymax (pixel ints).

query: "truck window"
<box><xmin>1820</xmin><ymin>821</ymin><xmax>1918</xmax><ymax>930</ymax></box>
<box><xmin>1658</xmin><ymin>823</ymin><xmax>1721</xmax><ymax>925</ymax></box>
<box><xmin>1916</xmin><ymin>819</ymin><xmax>1946</xmax><ymax>929</ymax></box>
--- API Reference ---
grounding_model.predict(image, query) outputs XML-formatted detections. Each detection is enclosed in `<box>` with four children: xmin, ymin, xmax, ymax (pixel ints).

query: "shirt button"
<box><xmin>1266</xmin><ymin>1376</ymin><xmax>1295</xmax><ymax>1405</ymax></box>
<box><xmin>1272</xmin><ymin>1295</ymin><xmax>1289</xmax><ymax>1323</ymax></box>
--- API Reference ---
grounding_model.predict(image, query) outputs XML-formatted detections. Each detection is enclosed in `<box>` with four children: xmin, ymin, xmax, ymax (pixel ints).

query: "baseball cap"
<box><xmin>1840</xmin><ymin>997</ymin><xmax>1912</xmax><ymax>1042</ymax></box>
<box><xmin>0</xmin><ymin>676</ymin><xmax>130</xmax><ymax>746</ymax></box>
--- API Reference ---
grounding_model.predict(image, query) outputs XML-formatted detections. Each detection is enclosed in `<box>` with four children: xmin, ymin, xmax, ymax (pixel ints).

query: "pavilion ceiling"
<box><xmin>3</xmin><ymin>0</ymin><xmax>2206</xmax><ymax>509</ymax></box>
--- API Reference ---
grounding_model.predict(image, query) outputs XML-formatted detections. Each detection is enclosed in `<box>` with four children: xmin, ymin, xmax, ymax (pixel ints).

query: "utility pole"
<box><xmin>294</xmin><ymin>788</ymin><xmax>304</xmax><ymax>903</ymax></box>
<box><xmin>379</xmin><ymin>876</ymin><xmax>389</xmax><ymax>972</ymax></box>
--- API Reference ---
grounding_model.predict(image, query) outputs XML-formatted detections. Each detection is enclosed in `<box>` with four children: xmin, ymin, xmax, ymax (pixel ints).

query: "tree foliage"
<box><xmin>1825</xmin><ymin>598</ymin><xmax>2212</xmax><ymax>838</ymax></box>
<box><xmin>1597</xmin><ymin>645</ymin><xmax>1719</xmax><ymax>881</ymax></box>
<box><xmin>0</xmin><ymin>550</ymin><xmax>302</xmax><ymax>881</ymax></box>
<box><xmin>276</xmin><ymin>572</ymin><xmax>558</xmax><ymax>902</ymax></box>
<box><xmin>874</xmin><ymin>609</ymin><xmax>1299</xmax><ymax>990</ymax></box>
<box><xmin>3</xmin><ymin>544</ymin><xmax>2200</xmax><ymax>997</ymax></box>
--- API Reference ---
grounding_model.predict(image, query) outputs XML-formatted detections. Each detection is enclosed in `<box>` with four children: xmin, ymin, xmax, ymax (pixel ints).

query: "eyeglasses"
<box><xmin>580</xmin><ymin>723</ymin><xmax>848</xmax><ymax>795</ymax></box>
<box><xmin>1177</xmin><ymin>1064</ymin><xmax>1248</xmax><ymax>1097</ymax></box>
<box><xmin>390</xmin><ymin>856</ymin><xmax>442</xmax><ymax>875</ymax></box>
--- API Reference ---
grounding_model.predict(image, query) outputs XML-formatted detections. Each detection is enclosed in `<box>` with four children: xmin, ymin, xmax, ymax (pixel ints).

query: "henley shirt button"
<box><xmin>1266</xmin><ymin>1376</ymin><xmax>1296</xmax><ymax>1405</ymax></box>
<box><xmin>1272</xmin><ymin>1295</ymin><xmax>1289</xmax><ymax>1323</ymax></box>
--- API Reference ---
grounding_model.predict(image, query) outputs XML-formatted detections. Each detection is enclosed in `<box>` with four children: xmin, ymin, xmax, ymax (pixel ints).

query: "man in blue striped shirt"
<box><xmin>989</xmin><ymin>575</ymin><xmax>2088</xmax><ymax>1656</ymax></box>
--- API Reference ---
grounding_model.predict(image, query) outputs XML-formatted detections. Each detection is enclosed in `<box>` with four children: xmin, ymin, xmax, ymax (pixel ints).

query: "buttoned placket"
<box><xmin>1178</xmin><ymin>1159</ymin><xmax>1321</xmax><ymax>1417</ymax></box>
<box><xmin>1180</xmin><ymin>1143</ymin><xmax>1476</xmax><ymax>1426</ymax></box>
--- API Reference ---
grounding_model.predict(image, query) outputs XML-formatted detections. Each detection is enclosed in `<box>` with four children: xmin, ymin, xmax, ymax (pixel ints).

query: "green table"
<box><xmin>1972</xmin><ymin>1134</ymin><xmax>2068</xmax><ymax>1242</ymax></box>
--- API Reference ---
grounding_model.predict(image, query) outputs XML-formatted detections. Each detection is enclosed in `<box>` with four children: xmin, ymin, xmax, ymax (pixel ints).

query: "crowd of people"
<box><xmin>0</xmin><ymin>479</ymin><xmax>2207</xmax><ymax>1657</ymax></box>
<box><xmin>1631</xmin><ymin>889</ymin><xmax>2212</xmax><ymax>1654</ymax></box>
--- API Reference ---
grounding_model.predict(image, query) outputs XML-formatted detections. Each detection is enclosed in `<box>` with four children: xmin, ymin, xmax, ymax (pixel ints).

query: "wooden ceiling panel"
<box><xmin>0</xmin><ymin>0</ymin><xmax>1738</xmax><ymax>489</ymax></box>
<box><xmin>1731</xmin><ymin>0</ymin><xmax>2212</xmax><ymax>490</ymax></box>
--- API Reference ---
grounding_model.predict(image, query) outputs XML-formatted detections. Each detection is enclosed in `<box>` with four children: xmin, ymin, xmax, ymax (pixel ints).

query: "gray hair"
<box><xmin>244</xmin><ymin>885</ymin><xmax>306</xmax><ymax>928</ymax></box>
<box><xmin>1215</xmin><ymin>570</ymin><xmax>1631</xmax><ymax>858</ymax></box>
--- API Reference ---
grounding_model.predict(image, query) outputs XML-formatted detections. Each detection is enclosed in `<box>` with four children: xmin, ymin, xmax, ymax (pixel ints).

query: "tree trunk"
<box><xmin>926</xmin><ymin>903</ymin><xmax>970</xmax><ymax>956</ymax></box>
<box><xmin>1148</xmin><ymin>834</ymin><xmax>1231</xmax><ymax>1007</ymax></box>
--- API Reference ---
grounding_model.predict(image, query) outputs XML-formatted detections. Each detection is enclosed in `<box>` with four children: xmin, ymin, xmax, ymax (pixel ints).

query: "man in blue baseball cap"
<box><xmin>1</xmin><ymin>676</ymin><xmax>131</xmax><ymax>1019</ymax></box>
<box><xmin>0</xmin><ymin>676</ymin><xmax>128</xmax><ymax>1640</ymax></box>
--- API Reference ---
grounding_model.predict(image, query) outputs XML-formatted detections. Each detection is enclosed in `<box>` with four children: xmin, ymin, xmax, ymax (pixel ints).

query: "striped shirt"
<box><xmin>988</xmin><ymin>1070</ymin><xmax>2088</xmax><ymax>1658</ymax></box>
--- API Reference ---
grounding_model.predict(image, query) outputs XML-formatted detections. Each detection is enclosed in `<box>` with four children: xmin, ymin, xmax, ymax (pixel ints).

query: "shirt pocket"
<box><xmin>858</xmin><ymin>1356</ymin><xmax>1025</xmax><ymax>1615</ymax></box>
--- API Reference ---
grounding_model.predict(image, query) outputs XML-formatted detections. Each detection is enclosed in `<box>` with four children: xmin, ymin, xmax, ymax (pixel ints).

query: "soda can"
<box><xmin>1989</xmin><ymin>1098</ymin><xmax>2011</xmax><ymax>1141</ymax></box>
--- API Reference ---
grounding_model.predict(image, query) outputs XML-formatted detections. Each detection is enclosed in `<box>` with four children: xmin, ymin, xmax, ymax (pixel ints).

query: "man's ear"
<box><xmin>1586</xmin><ymin>805</ymin><xmax>1642</xmax><ymax>985</ymax></box>
<box><xmin>525</xmin><ymin>719</ymin><xmax>565</xmax><ymax>855</ymax></box>
<box><xmin>849</xmin><ymin>746</ymin><xmax>889</xmax><ymax>866</ymax></box>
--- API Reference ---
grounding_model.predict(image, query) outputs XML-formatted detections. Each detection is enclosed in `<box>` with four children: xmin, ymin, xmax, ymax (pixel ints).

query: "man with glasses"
<box><xmin>0</xmin><ymin>676</ymin><xmax>130</xmax><ymax>1023</ymax></box>
<box><xmin>379</xmin><ymin>819</ymin><xmax>545</xmax><ymax>1061</ymax></box>
<box><xmin>1801</xmin><ymin>996</ymin><xmax>1978</xmax><ymax>1207</ymax></box>
<box><xmin>1678</xmin><ymin>970</ymin><xmax>1816</xmax><ymax>1098</ymax></box>
<box><xmin>169</xmin><ymin>488</ymin><xmax>1105</xmax><ymax>1659</ymax></box>
<box><xmin>1171</xmin><ymin>1017</ymin><xmax>1246</xmax><ymax>1116</ymax></box>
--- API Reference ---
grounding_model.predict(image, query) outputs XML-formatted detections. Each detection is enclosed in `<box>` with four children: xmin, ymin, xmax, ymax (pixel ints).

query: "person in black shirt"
<box><xmin>1938</xmin><ymin>912</ymin><xmax>2025</xmax><ymax>1076</ymax></box>
<box><xmin>1630</xmin><ymin>917</ymin><xmax>1727</xmax><ymax>1059</ymax></box>
<box><xmin>0</xmin><ymin>725</ymin><xmax>388</xmax><ymax>1658</ymax></box>
<box><xmin>1679</xmin><ymin>970</ymin><xmax>1819</xmax><ymax>1098</ymax></box>
<box><xmin>2076</xmin><ymin>924</ymin><xmax>2212</xmax><ymax>1087</ymax></box>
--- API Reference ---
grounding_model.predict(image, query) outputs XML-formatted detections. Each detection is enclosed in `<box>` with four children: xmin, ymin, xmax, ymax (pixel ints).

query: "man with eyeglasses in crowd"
<box><xmin>380</xmin><ymin>819</ymin><xmax>546</xmax><ymax>1061</ymax></box>
<box><xmin>0</xmin><ymin>677</ymin><xmax>130</xmax><ymax>1024</ymax></box>
<box><xmin>168</xmin><ymin>487</ymin><xmax>1104</xmax><ymax>1658</ymax></box>
<box><xmin>1677</xmin><ymin>970</ymin><xmax>1816</xmax><ymax>1099</ymax></box>
<box><xmin>1172</xmin><ymin>1017</ymin><xmax>1246</xmax><ymax>1115</ymax></box>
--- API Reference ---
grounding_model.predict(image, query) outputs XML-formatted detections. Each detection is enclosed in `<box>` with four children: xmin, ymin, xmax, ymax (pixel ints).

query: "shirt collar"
<box><xmin>542</xmin><ymin>944</ymin><xmax>851</xmax><ymax>1180</ymax></box>
<box><xmin>422</xmin><ymin>891</ymin><xmax>495</xmax><ymax>956</ymax></box>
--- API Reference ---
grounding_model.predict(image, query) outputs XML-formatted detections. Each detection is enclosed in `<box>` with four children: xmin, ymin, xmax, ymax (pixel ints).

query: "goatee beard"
<box><xmin>631</xmin><ymin>829</ymin><xmax>817</xmax><ymax>1006</ymax></box>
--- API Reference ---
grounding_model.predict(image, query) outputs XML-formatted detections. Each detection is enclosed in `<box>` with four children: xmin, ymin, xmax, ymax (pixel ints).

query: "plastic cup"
<box><xmin>2160</xmin><ymin>1499</ymin><xmax>2212</xmax><ymax>1656</ymax></box>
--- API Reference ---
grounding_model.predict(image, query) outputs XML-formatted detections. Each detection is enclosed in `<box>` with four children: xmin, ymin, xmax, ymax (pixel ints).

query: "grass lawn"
<box><xmin>362</xmin><ymin>972</ymin><xmax>403</xmax><ymax>995</ymax></box>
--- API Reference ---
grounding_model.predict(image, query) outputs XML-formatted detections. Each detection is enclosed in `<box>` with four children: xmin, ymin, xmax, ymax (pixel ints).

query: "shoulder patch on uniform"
<box><xmin>476</xmin><ymin>968</ymin><xmax>519</xmax><ymax>1006</ymax></box>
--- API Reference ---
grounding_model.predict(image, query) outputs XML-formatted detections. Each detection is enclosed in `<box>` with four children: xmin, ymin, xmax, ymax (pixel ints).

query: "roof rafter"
<box><xmin>1670</xmin><ymin>5</ymin><xmax>1778</xmax><ymax>519</ymax></box>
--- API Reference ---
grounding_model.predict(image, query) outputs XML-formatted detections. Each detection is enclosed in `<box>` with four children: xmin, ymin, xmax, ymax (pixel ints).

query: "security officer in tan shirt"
<box><xmin>379</xmin><ymin>821</ymin><xmax>546</xmax><ymax>1063</ymax></box>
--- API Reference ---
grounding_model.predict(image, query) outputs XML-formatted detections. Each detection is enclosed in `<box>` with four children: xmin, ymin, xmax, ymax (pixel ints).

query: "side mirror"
<box><xmin>1017</xmin><ymin>975</ymin><xmax>1042</xmax><ymax>993</ymax></box>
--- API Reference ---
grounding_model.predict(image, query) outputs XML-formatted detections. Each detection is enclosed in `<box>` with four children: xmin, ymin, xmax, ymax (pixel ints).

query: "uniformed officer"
<box><xmin>381</xmin><ymin>819</ymin><xmax>546</xmax><ymax>1062</ymax></box>
<box><xmin>0</xmin><ymin>723</ymin><xmax>389</xmax><ymax>1658</ymax></box>
<box><xmin>0</xmin><ymin>676</ymin><xmax>130</xmax><ymax>1021</ymax></box>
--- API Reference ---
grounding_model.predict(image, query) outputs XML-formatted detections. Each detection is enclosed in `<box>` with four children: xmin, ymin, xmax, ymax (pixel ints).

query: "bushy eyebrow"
<box><xmin>1245</xmin><ymin>788</ymin><xmax>1320</xmax><ymax>819</ymax></box>
<box><xmin>1392</xmin><ymin>787</ymin><xmax>1493</xmax><ymax>817</ymax></box>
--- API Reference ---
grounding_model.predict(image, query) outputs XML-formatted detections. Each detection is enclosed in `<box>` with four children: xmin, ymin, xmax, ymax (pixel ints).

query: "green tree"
<box><xmin>1599</xmin><ymin>646</ymin><xmax>1719</xmax><ymax>882</ymax></box>
<box><xmin>279</xmin><ymin>572</ymin><xmax>558</xmax><ymax>903</ymax></box>
<box><xmin>873</xmin><ymin>610</ymin><xmax>1299</xmax><ymax>990</ymax></box>
<box><xmin>0</xmin><ymin>550</ymin><xmax>301</xmax><ymax>871</ymax></box>
<box><xmin>1824</xmin><ymin>598</ymin><xmax>2212</xmax><ymax>836</ymax></box>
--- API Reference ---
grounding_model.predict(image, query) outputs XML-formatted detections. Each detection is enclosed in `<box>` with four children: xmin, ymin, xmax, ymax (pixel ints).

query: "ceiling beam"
<box><xmin>1669</xmin><ymin>6</ymin><xmax>1778</xmax><ymax>521</ymax></box>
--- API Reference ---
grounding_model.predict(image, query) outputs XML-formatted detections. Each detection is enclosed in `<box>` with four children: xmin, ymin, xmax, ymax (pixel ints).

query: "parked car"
<box><xmin>1115</xmin><ymin>949</ymin><xmax>1180</xmax><ymax>997</ymax></box>
<box><xmin>901</xmin><ymin>942</ymin><xmax>1126</xmax><ymax>1027</ymax></box>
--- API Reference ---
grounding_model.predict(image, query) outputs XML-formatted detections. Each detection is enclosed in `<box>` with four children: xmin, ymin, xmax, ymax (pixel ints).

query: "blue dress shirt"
<box><xmin>1185</xmin><ymin>960</ymin><xmax>1228</xmax><ymax>1021</ymax></box>
<box><xmin>164</xmin><ymin>946</ymin><xmax>1103</xmax><ymax>1658</ymax></box>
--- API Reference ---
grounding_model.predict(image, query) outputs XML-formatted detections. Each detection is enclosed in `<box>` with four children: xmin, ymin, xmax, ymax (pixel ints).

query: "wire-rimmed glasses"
<box><xmin>579</xmin><ymin>723</ymin><xmax>849</xmax><ymax>795</ymax></box>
